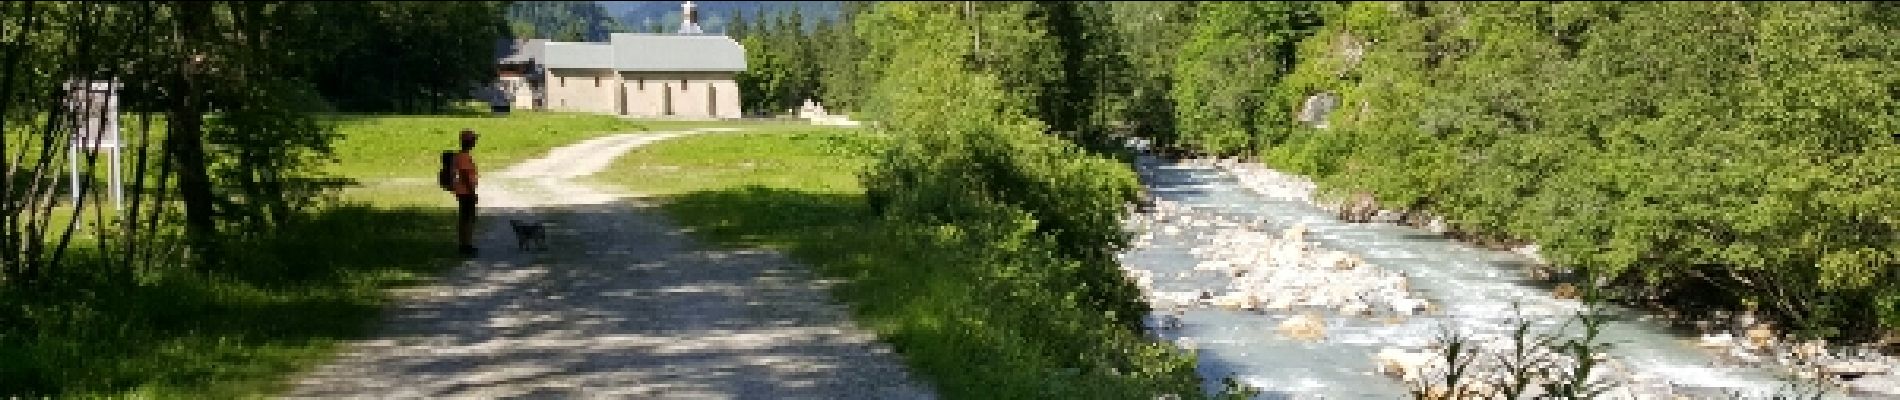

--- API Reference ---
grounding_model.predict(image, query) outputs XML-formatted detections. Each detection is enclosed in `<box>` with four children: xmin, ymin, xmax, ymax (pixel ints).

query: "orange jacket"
<box><xmin>451</xmin><ymin>152</ymin><xmax>479</xmax><ymax>195</ymax></box>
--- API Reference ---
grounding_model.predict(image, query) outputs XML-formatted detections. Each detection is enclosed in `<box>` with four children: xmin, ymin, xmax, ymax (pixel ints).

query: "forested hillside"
<box><xmin>508</xmin><ymin>1</ymin><xmax>626</xmax><ymax>41</ymax></box>
<box><xmin>1090</xmin><ymin>1</ymin><xmax>1899</xmax><ymax>341</ymax></box>
<box><xmin>1248</xmin><ymin>2</ymin><xmax>1888</xmax><ymax>340</ymax></box>
<box><xmin>602</xmin><ymin>1</ymin><xmax>841</xmax><ymax>34</ymax></box>
<box><xmin>726</xmin><ymin>1</ymin><xmax>871</xmax><ymax>116</ymax></box>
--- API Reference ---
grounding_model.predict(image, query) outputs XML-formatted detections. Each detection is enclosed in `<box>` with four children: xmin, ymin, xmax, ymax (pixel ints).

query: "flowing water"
<box><xmin>1119</xmin><ymin>154</ymin><xmax>1844</xmax><ymax>399</ymax></box>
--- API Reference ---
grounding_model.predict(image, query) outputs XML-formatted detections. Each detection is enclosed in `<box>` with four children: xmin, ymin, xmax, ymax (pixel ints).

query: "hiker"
<box><xmin>447</xmin><ymin>129</ymin><xmax>480</xmax><ymax>256</ymax></box>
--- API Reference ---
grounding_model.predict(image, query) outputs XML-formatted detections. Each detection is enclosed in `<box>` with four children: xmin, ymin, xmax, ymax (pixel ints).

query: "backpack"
<box><xmin>438</xmin><ymin>151</ymin><xmax>457</xmax><ymax>191</ymax></box>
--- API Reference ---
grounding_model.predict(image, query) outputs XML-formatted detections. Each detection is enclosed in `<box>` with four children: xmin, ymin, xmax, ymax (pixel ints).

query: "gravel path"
<box><xmin>283</xmin><ymin>129</ymin><xmax>936</xmax><ymax>399</ymax></box>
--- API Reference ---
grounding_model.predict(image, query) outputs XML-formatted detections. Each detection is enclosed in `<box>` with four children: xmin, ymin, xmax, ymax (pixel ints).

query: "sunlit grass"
<box><xmin>0</xmin><ymin>112</ymin><xmax>642</xmax><ymax>398</ymax></box>
<box><xmin>590</xmin><ymin>129</ymin><xmax>878</xmax><ymax>198</ymax></box>
<box><xmin>318</xmin><ymin>111</ymin><xmax>643</xmax><ymax>181</ymax></box>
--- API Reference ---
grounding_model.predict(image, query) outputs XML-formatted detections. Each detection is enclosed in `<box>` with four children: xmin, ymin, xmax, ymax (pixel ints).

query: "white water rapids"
<box><xmin>1118</xmin><ymin>152</ymin><xmax>1898</xmax><ymax>399</ymax></box>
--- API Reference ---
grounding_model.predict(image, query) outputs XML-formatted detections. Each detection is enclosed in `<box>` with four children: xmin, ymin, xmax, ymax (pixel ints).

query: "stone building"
<box><xmin>494</xmin><ymin>38</ymin><xmax>547</xmax><ymax>110</ymax></box>
<box><xmin>489</xmin><ymin>1</ymin><xmax>745</xmax><ymax>119</ymax></box>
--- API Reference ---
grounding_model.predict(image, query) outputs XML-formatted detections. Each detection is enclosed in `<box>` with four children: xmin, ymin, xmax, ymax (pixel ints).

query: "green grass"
<box><xmin>619</xmin><ymin>118</ymin><xmax>833</xmax><ymax>133</ymax></box>
<box><xmin>319</xmin><ymin>111</ymin><xmax>643</xmax><ymax>181</ymax></box>
<box><xmin>0</xmin><ymin>112</ymin><xmax>645</xmax><ymax>398</ymax></box>
<box><xmin>596</xmin><ymin>130</ymin><xmax>1203</xmax><ymax>399</ymax></box>
<box><xmin>0</xmin><ymin>206</ymin><xmax>454</xmax><ymax>399</ymax></box>
<box><xmin>320</xmin><ymin>112</ymin><xmax>840</xmax><ymax>206</ymax></box>
<box><xmin>590</xmin><ymin>129</ymin><xmax>878</xmax><ymax>197</ymax></box>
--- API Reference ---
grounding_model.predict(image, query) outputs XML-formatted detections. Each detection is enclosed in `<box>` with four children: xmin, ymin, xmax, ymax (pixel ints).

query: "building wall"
<box><xmin>499</xmin><ymin>76</ymin><xmax>537</xmax><ymax>110</ymax></box>
<box><xmin>545</xmin><ymin>68</ymin><xmax>619</xmax><ymax>114</ymax></box>
<box><xmin>619</xmin><ymin>72</ymin><xmax>740</xmax><ymax>119</ymax></box>
<box><xmin>622</xmin><ymin>76</ymin><xmax>667</xmax><ymax>117</ymax></box>
<box><xmin>708</xmin><ymin>79</ymin><xmax>739</xmax><ymax>118</ymax></box>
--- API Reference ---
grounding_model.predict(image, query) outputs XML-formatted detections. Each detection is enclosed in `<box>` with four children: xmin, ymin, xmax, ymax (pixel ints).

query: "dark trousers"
<box><xmin>456</xmin><ymin>194</ymin><xmax>478</xmax><ymax>249</ymax></box>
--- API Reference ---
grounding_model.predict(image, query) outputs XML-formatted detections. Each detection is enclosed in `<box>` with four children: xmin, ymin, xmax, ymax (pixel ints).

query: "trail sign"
<box><xmin>65</xmin><ymin>80</ymin><xmax>121</xmax><ymax>149</ymax></box>
<box><xmin>63</xmin><ymin>79</ymin><xmax>123</xmax><ymax>211</ymax></box>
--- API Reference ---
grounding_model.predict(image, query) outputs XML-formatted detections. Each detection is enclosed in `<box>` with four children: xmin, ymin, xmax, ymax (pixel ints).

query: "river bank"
<box><xmin>1119</xmin><ymin>153</ymin><xmax>1900</xmax><ymax>398</ymax></box>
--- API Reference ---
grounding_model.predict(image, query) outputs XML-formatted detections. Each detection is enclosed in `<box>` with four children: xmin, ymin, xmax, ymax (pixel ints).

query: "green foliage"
<box><xmin>0</xmin><ymin>204</ymin><xmax>457</xmax><ymax>398</ymax></box>
<box><xmin>848</xmin><ymin>2</ymin><xmax>1200</xmax><ymax>397</ymax></box>
<box><xmin>506</xmin><ymin>1</ymin><xmax>625</xmax><ymax>41</ymax></box>
<box><xmin>303</xmin><ymin>2</ymin><xmax>512</xmax><ymax>113</ymax></box>
<box><xmin>732</xmin><ymin>2</ymin><xmax>873</xmax><ymax>116</ymax></box>
<box><xmin>1187</xmin><ymin>1</ymin><xmax>1900</xmax><ymax>339</ymax></box>
<box><xmin>599</xmin><ymin>130</ymin><xmax>1201</xmax><ymax>398</ymax></box>
<box><xmin>0</xmin><ymin>110</ymin><xmax>635</xmax><ymax>397</ymax></box>
<box><xmin>1102</xmin><ymin>1</ymin><xmax>1201</xmax><ymax>147</ymax></box>
<box><xmin>1169</xmin><ymin>1</ymin><xmax>1332</xmax><ymax>156</ymax></box>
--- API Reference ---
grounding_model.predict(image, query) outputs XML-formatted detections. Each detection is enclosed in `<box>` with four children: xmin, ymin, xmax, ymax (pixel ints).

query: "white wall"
<box><xmin>546</xmin><ymin>68</ymin><xmax>618</xmax><ymax>114</ymax></box>
<box><xmin>619</xmin><ymin>72</ymin><xmax>741</xmax><ymax>119</ymax></box>
<box><xmin>500</xmin><ymin>76</ymin><xmax>537</xmax><ymax>110</ymax></box>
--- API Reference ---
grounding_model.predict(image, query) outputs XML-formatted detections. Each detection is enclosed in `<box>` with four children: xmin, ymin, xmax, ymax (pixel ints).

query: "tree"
<box><xmin>2</xmin><ymin>1</ymin><xmax>509</xmax><ymax>283</ymax></box>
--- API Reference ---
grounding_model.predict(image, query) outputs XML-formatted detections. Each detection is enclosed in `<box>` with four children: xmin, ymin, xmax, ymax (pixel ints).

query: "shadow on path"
<box><xmin>283</xmin><ymin>131</ymin><xmax>933</xmax><ymax>399</ymax></box>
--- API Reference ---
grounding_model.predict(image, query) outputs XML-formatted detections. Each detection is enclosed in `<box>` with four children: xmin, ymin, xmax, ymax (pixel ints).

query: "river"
<box><xmin>1117</xmin><ymin>153</ymin><xmax>1889</xmax><ymax>399</ymax></box>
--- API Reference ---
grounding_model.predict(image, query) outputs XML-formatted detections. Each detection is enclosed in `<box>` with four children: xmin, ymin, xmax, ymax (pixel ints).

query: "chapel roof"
<box><xmin>496</xmin><ymin>38</ymin><xmax>548</xmax><ymax>64</ymax></box>
<box><xmin>534</xmin><ymin>34</ymin><xmax>746</xmax><ymax>72</ymax></box>
<box><xmin>543</xmin><ymin>42</ymin><xmax>615</xmax><ymax>69</ymax></box>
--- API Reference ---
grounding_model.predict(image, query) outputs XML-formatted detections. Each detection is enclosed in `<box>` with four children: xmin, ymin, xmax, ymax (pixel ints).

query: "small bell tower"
<box><xmin>678</xmin><ymin>1</ymin><xmax>704</xmax><ymax>34</ymax></box>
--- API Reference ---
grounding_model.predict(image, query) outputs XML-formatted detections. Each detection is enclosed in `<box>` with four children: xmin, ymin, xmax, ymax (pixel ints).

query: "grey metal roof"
<box><xmin>542</xmin><ymin>42</ymin><xmax>615</xmax><ymax>69</ymax></box>
<box><xmin>497</xmin><ymin>39</ymin><xmax>547</xmax><ymax>64</ymax></box>
<box><xmin>609</xmin><ymin>33</ymin><xmax>747</xmax><ymax>72</ymax></box>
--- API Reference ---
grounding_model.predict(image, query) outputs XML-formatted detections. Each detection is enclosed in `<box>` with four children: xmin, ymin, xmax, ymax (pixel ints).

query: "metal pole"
<box><xmin>69</xmin><ymin>140</ymin><xmax>80</xmax><ymax>207</ymax></box>
<box><xmin>110</xmin><ymin>146</ymin><xmax>121</xmax><ymax>211</ymax></box>
<box><xmin>108</xmin><ymin>81</ymin><xmax>122</xmax><ymax>212</ymax></box>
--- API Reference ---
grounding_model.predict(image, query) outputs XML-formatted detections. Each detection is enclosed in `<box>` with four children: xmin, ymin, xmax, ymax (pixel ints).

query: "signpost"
<box><xmin>64</xmin><ymin>80</ymin><xmax>122</xmax><ymax>211</ymax></box>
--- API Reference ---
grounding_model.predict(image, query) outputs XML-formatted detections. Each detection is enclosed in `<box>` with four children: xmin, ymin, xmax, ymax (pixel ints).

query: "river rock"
<box><xmin>1844</xmin><ymin>373</ymin><xmax>1900</xmax><ymax>397</ymax></box>
<box><xmin>1822</xmin><ymin>360</ymin><xmax>1891</xmax><ymax>377</ymax></box>
<box><xmin>1745</xmin><ymin>324</ymin><xmax>1777</xmax><ymax>350</ymax></box>
<box><xmin>1551</xmin><ymin>282</ymin><xmax>1580</xmax><ymax>300</ymax></box>
<box><xmin>1195</xmin><ymin>260</ymin><xmax>1230</xmax><ymax>272</ymax></box>
<box><xmin>1278</xmin><ymin>313</ymin><xmax>1326</xmax><ymax>341</ymax></box>
<box><xmin>1697</xmin><ymin>333</ymin><xmax>1735</xmax><ymax>349</ymax></box>
<box><xmin>1375</xmin><ymin>348</ymin><xmax>1436</xmax><ymax>379</ymax></box>
<box><xmin>1793</xmin><ymin>339</ymin><xmax>1827</xmax><ymax>361</ymax></box>
<box><xmin>1212</xmin><ymin>293</ymin><xmax>1254</xmax><ymax>310</ymax></box>
<box><xmin>1282</xmin><ymin>222</ymin><xmax>1309</xmax><ymax>242</ymax></box>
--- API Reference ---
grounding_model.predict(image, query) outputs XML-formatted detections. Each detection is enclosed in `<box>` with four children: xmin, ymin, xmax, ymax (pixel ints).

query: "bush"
<box><xmin>850</xmin><ymin>2</ymin><xmax>1200</xmax><ymax>397</ymax></box>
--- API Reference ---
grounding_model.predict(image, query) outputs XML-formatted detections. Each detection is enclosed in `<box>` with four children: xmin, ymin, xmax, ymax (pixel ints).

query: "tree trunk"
<box><xmin>168</xmin><ymin>1</ymin><xmax>219</xmax><ymax>266</ymax></box>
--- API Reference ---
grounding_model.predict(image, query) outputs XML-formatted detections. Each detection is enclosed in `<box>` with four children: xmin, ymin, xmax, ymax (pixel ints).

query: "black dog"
<box><xmin>509</xmin><ymin>219</ymin><xmax>549</xmax><ymax>252</ymax></box>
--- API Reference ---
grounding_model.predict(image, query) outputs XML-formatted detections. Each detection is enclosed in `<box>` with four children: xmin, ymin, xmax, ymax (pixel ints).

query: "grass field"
<box><xmin>596</xmin><ymin>129</ymin><xmax>1203</xmax><ymax>399</ymax></box>
<box><xmin>323</xmin><ymin>113</ymin><xmax>833</xmax><ymax>207</ymax></box>
<box><xmin>0</xmin><ymin>112</ymin><xmax>648</xmax><ymax>398</ymax></box>
<box><xmin>589</xmin><ymin>129</ymin><xmax>878</xmax><ymax>197</ymax></box>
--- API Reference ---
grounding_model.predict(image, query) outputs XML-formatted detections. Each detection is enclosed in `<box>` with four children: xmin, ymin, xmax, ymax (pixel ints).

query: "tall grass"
<box><xmin>597</xmin><ymin>130</ymin><xmax>1203</xmax><ymax>399</ymax></box>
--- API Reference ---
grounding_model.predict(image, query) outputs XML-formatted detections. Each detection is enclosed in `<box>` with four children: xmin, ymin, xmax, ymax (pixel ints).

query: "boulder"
<box><xmin>1697</xmin><ymin>333</ymin><xmax>1735</xmax><ymax>350</ymax></box>
<box><xmin>1282</xmin><ymin>223</ymin><xmax>1309</xmax><ymax>242</ymax></box>
<box><xmin>1278</xmin><ymin>313</ymin><xmax>1327</xmax><ymax>341</ymax></box>
<box><xmin>1375</xmin><ymin>347</ymin><xmax>1436</xmax><ymax>379</ymax></box>
<box><xmin>1821</xmin><ymin>361</ymin><xmax>1891</xmax><ymax>377</ymax></box>
<box><xmin>1551</xmin><ymin>282</ymin><xmax>1580</xmax><ymax>300</ymax></box>
<box><xmin>1745</xmin><ymin>324</ymin><xmax>1777</xmax><ymax>350</ymax></box>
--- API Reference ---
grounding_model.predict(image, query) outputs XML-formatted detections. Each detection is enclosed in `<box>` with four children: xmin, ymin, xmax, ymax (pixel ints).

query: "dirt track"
<box><xmin>283</xmin><ymin>129</ymin><xmax>935</xmax><ymax>399</ymax></box>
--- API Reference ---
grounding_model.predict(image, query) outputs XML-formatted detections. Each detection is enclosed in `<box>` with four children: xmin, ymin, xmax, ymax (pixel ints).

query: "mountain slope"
<box><xmin>600</xmin><ymin>1</ymin><xmax>842</xmax><ymax>34</ymax></box>
<box><xmin>508</xmin><ymin>1</ymin><xmax>625</xmax><ymax>41</ymax></box>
